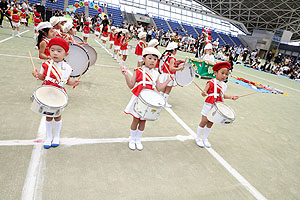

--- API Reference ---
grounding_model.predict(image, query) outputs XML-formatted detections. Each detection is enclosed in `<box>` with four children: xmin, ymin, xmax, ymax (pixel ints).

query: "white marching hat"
<box><xmin>37</xmin><ymin>22</ymin><xmax>53</xmax><ymax>32</ymax></box>
<box><xmin>148</xmin><ymin>39</ymin><xmax>159</xmax><ymax>47</ymax></box>
<box><xmin>63</xmin><ymin>22</ymin><xmax>74</xmax><ymax>33</ymax></box>
<box><xmin>50</xmin><ymin>16</ymin><xmax>60</xmax><ymax>26</ymax></box>
<box><xmin>142</xmin><ymin>47</ymin><xmax>162</xmax><ymax>58</ymax></box>
<box><xmin>204</xmin><ymin>43</ymin><xmax>213</xmax><ymax>50</ymax></box>
<box><xmin>111</xmin><ymin>26</ymin><xmax>116</xmax><ymax>30</ymax></box>
<box><xmin>59</xmin><ymin>16</ymin><xmax>67</xmax><ymax>22</ymax></box>
<box><xmin>138</xmin><ymin>32</ymin><xmax>147</xmax><ymax>39</ymax></box>
<box><xmin>115</xmin><ymin>29</ymin><xmax>122</xmax><ymax>33</ymax></box>
<box><xmin>166</xmin><ymin>42</ymin><xmax>178</xmax><ymax>50</ymax></box>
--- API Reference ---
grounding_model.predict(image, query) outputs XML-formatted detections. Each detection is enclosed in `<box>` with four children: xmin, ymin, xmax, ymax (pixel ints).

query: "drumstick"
<box><xmin>73</xmin><ymin>60</ymin><xmax>90</xmax><ymax>88</ymax></box>
<box><xmin>193</xmin><ymin>81</ymin><xmax>205</xmax><ymax>93</ymax></box>
<box><xmin>238</xmin><ymin>91</ymin><xmax>259</xmax><ymax>98</ymax></box>
<box><xmin>28</xmin><ymin>49</ymin><xmax>39</xmax><ymax>79</ymax></box>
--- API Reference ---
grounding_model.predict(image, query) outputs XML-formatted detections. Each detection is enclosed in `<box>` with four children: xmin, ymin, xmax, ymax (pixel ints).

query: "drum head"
<box><xmin>175</xmin><ymin>62</ymin><xmax>195</xmax><ymax>86</ymax></box>
<box><xmin>82</xmin><ymin>44</ymin><xmax>97</xmax><ymax>66</ymax></box>
<box><xmin>73</xmin><ymin>35</ymin><xmax>83</xmax><ymax>43</ymax></box>
<box><xmin>66</xmin><ymin>43</ymin><xmax>90</xmax><ymax>77</ymax></box>
<box><xmin>35</xmin><ymin>86</ymin><xmax>68</xmax><ymax>107</ymax></box>
<box><xmin>216</xmin><ymin>103</ymin><xmax>235</xmax><ymax>119</ymax></box>
<box><xmin>140</xmin><ymin>89</ymin><xmax>165</xmax><ymax>107</ymax></box>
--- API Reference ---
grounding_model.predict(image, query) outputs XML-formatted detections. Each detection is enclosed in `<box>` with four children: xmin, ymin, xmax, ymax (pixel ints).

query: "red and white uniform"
<box><xmin>114</xmin><ymin>34</ymin><xmax>121</xmax><ymax>50</ymax></box>
<box><xmin>201</xmin><ymin>78</ymin><xmax>227</xmax><ymax>116</ymax></box>
<box><xmin>120</xmin><ymin>36</ymin><xmax>129</xmax><ymax>56</ymax></box>
<box><xmin>39</xmin><ymin>37</ymin><xmax>51</xmax><ymax>59</ymax></box>
<box><xmin>159</xmin><ymin>54</ymin><xmax>177</xmax><ymax>86</ymax></box>
<box><xmin>54</xmin><ymin>28</ymin><xmax>62</xmax><ymax>38</ymax></box>
<box><xmin>124</xmin><ymin>66</ymin><xmax>159</xmax><ymax>120</ymax></box>
<box><xmin>94</xmin><ymin>26</ymin><xmax>100</xmax><ymax>37</ymax></box>
<box><xmin>82</xmin><ymin>26</ymin><xmax>90</xmax><ymax>38</ymax></box>
<box><xmin>20</xmin><ymin>12</ymin><xmax>27</xmax><ymax>23</ymax></box>
<box><xmin>135</xmin><ymin>40</ymin><xmax>146</xmax><ymax>59</ymax></box>
<box><xmin>12</xmin><ymin>14</ymin><xmax>20</xmax><ymax>27</ymax></box>
<box><xmin>109</xmin><ymin>31</ymin><xmax>115</xmax><ymax>44</ymax></box>
<box><xmin>63</xmin><ymin>33</ymin><xmax>73</xmax><ymax>43</ymax></box>
<box><xmin>40</xmin><ymin>60</ymin><xmax>73</xmax><ymax>92</ymax></box>
<box><xmin>101</xmin><ymin>30</ymin><xmax>109</xmax><ymax>41</ymax></box>
<box><xmin>33</xmin><ymin>18</ymin><xmax>41</xmax><ymax>30</ymax></box>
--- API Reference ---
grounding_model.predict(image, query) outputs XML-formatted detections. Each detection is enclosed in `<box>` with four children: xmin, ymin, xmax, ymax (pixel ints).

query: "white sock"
<box><xmin>136</xmin><ymin>130</ymin><xmax>143</xmax><ymax>143</ymax></box>
<box><xmin>45</xmin><ymin>121</ymin><xmax>53</xmax><ymax>145</ymax></box>
<box><xmin>130</xmin><ymin>129</ymin><xmax>137</xmax><ymax>142</ymax></box>
<box><xmin>17</xmin><ymin>31</ymin><xmax>20</xmax><ymax>36</ymax></box>
<box><xmin>196</xmin><ymin>126</ymin><xmax>204</xmax><ymax>140</ymax></box>
<box><xmin>164</xmin><ymin>93</ymin><xmax>169</xmax><ymax>102</ymax></box>
<box><xmin>12</xmin><ymin>30</ymin><xmax>15</xmax><ymax>36</ymax></box>
<box><xmin>202</xmin><ymin>127</ymin><xmax>211</xmax><ymax>142</ymax></box>
<box><xmin>121</xmin><ymin>60</ymin><xmax>125</xmax><ymax>66</ymax></box>
<box><xmin>53</xmin><ymin>120</ymin><xmax>62</xmax><ymax>144</ymax></box>
<box><xmin>160</xmin><ymin>92</ymin><xmax>164</xmax><ymax>96</ymax></box>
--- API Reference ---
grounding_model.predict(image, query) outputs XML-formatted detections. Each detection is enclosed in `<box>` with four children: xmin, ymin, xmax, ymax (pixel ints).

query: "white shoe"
<box><xmin>43</xmin><ymin>137</ymin><xmax>52</xmax><ymax>149</ymax></box>
<box><xmin>164</xmin><ymin>102</ymin><xmax>172</xmax><ymax>108</ymax></box>
<box><xmin>128</xmin><ymin>140</ymin><xmax>136</xmax><ymax>150</ymax></box>
<box><xmin>12</xmin><ymin>34</ymin><xmax>14</xmax><ymax>37</ymax></box>
<box><xmin>195</xmin><ymin>138</ymin><xmax>204</xmax><ymax>147</ymax></box>
<box><xmin>203</xmin><ymin>139</ymin><xmax>211</xmax><ymax>148</ymax></box>
<box><xmin>135</xmin><ymin>141</ymin><xmax>143</xmax><ymax>151</ymax></box>
<box><xmin>16</xmin><ymin>35</ymin><xmax>20</xmax><ymax>38</ymax></box>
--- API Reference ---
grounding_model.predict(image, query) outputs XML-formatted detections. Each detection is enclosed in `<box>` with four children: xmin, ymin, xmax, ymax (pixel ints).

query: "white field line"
<box><xmin>234</xmin><ymin>69</ymin><xmax>300</xmax><ymax>93</ymax></box>
<box><xmin>95</xmin><ymin>38</ymin><xmax>268</xmax><ymax>200</ymax></box>
<box><xmin>21</xmin><ymin>116</ymin><xmax>46</xmax><ymax>200</ymax></box>
<box><xmin>165</xmin><ymin>108</ymin><xmax>267</xmax><ymax>200</ymax></box>
<box><xmin>0</xmin><ymin>30</ymin><xmax>30</xmax><ymax>44</ymax></box>
<box><xmin>0</xmin><ymin>53</ymin><xmax>39</xmax><ymax>60</ymax></box>
<box><xmin>0</xmin><ymin>135</ymin><xmax>194</xmax><ymax>146</ymax></box>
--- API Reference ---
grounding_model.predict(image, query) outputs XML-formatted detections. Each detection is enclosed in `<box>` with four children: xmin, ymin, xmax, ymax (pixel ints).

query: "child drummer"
<box><xmin>196</xmin><ymin>62</ymin><xmax>238</xmax><ymax>148</ymax></box>
<box><xmin>121</xmin><ymin>47</ymin><xmax>172</xmax><ymax>151</ymax></box>
<box><xmin>32</xmin><ymin>38</ymin><xmax>80</xmax><ymax>149</ymax></box>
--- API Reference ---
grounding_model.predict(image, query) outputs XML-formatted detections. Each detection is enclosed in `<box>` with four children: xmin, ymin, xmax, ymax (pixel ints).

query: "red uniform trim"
<box><xmin>205</xmin><ymin>80</ymin><xmax>225</xmax><ymax>104</ymax></box>
<box><xmin>131</xmin><ymin>68</ymin><xmax>154</xmax><ymax>97</ymax></box>
<box><xmin>135</xmin><ymin>40</ymin><xmax>145</xmax><ymax>56</ymax></box>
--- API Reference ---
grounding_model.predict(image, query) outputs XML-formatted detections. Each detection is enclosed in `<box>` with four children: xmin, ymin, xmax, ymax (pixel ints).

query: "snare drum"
<box><xmin>134</xmin><ymin>89</ymin><xmax>166</xmax><ymax>121</ymax></box>
<box><xmin>207</xmin><ymin>102</ymin><xmax>236</xmax><ymax>125</ymax></box>
<box><xmin>73</xmin><ymin>35</ymin><xmax>83</xmax><ymax>43</ymax></box>
<box><xmin>175</xmin><ymin>62</ymin><xmax>195</xmax><ymax>87</ymax></box>
<box><xmin>65</xmin><ymin>43</ymin><xmax>90</xmax><ymax>77</ymax></box>
<box><xmin>31</xmin><ymin>86</ymin><xmax>68</xmax><ymax>117</ymax></box>
<box><xmin>82</xmin><ymin>44</ymin><xmax>97</xmax><ymax>66</ymax></box>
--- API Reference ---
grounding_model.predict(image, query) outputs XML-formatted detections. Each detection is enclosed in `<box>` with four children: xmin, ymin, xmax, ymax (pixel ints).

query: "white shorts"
<box><xmin>94</xmin><ymin>31</ymin><xmax>100</xmax><ymax>37</ymax></box>
<box><xmin>114</xmin><ymin>45</ymin><xmax>120</xmax><ymax>50</ymax></box>
<box><xmin>82</xmin><ymin>33</ymin><xmax>90</xmax><ymax>38</ymax></box>
<box><xmin>159</xmin><ymin>73</ymin><xmax>177</xmax><ymax>87</ymax></box>
<box><xmin>137</xmin><ymin>55</ymin><xmax>143</xmax><ymax>62</ymax></box>
<box><xmin>21</xmin><ymin>18</ymin><xmax>27</xmax><ymax>23</ymax></box>
<box><xmin>33</xmin><ymin>26</ymin><xmax>37</xmax><ymax>31</ymax></box>
<box><xmin>120</xmin><ymin>49</ymin><xmax>129</xmax><ymax>56</ymax></box>
<box><xmin>109</xmin><ymin>41</ymin><xmax>114</xmax><ymax>45</ymax></box>
<box><xmin>101</xmin><ymin>36</ymin><xmax>108</xmax><ymax>41</ymax></box>
<box><xmin>201</xmin><ymin>102</ymin><xmax>213</xmax><ymax>116</ymax></box>
<box><xmin>12</xmin><ymin>22</ymin><xmax>20</xmax><ymax>27</ymax></box>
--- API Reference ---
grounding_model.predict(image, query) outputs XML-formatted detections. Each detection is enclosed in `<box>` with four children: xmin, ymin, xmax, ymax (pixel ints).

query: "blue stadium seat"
<box><xmin>152</xmin><ymin>16</ymin><xmax>171</xmax><ymax>33</ymax></box>
<box><xmin>181</xmin><ymin>23</ymin><xmax>198</xmax><ymax>38</ymax></box>
<box><xmin>167</xmin><ymin>20</ymin><xmax>185</xmax><ymax>36</ymax></box>
<box><xmin>219</xmin><ymin>32</ymin><xmax>235</xmax><ymax>46</ymax></box>
<box><xmin>230</xmin><ymin>36</ymin><xmax>245</xmax><ymax>48</ymax></box>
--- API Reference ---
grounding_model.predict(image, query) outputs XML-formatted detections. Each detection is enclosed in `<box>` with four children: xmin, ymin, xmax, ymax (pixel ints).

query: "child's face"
<box><xmin>47</xmin><ymin>28</ymin><xmax>56</xmax><ymax>39</ymax></box>
<box><xmin>141</xmin><ymin>37</ymin><xmax>146</xmax><ymax>41</ymax></box>
<box><xmin>143</xmin><ymin>54</ymin><xmax>158</xmax><ymax>69</ymax></box>
<box><xmin>61</xmin><ymin>21</ymin><xmax>66</xmax><ymax>26</ymax></box>
<box><xmin>50</xmin><ymin>45</ymin><xmax>68</xmax><ymax>62</ymax></box>
<box><xmin>214</xmin><ymin>68</ymin><xmax>229</xmax><ymax>82</ymax></box>
<box><xmin>172</xmin><ymin>49</ymin><xmax>177</xmax><ymax>55</ymax></box>
<box><xmin>68</xmin><ymin>28</ymin><xmax>75</xmax><ymax>36</ymax></box>
<box><xmin>54</xmin><ymin>22</ymin><xmax>62</xmax><ymax>29</ymax></box>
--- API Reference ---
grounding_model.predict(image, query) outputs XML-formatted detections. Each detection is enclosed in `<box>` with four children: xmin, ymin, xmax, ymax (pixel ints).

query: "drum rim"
<box><xmin>214</xmin><ymin>102</ymin><xmax>236</xmax><ymax>120</ymax></box>
<box><xmin>33</xmin><ymin>85</ymin><xmax>68</xmax><ymax>108</ymax></box>
<box><xmin>67</xmin><ymin>43</ymin><xmax>90</xmax><ymax>77</ymax></box>
<box><xmin>139</xmin><ymin>89</ymin><xmax>165</xmax><ymax>108</ymax></box>
<box><xmin>82</xmin><ymin>44</ymin><xmax>97</xmax><ymax>66</ymax></box>
<box><xmin>73</xmin><ymin>35</ymin><xmax>83</xmax><ymax>43</ymax></box>
<box><xmin>175</xmin><ymin>62</ymin><xmax>195</xmax><ymax>87</ymax></box>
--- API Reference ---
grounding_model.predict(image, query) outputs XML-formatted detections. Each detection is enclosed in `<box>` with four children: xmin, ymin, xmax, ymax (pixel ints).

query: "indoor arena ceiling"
<box><xmin>195</xmin><ymin>0</ymin><xmax>300</xmax><ymax>41</ymax></box>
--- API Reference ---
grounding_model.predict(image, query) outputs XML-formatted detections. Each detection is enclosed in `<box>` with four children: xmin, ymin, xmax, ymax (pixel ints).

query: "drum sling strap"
<box><xmin>134</xmin><ymin>66</ymin><xmax>155</xmax><ymax>88</ymax></box>
<box><xmin>207</xmin><ymin>79</ymin><xmax>224</xmax><ymax>103</ymax></box>
<box><xmin>44</xmin><ymin>61</ymin><xmax>65</xmax><ymax>87</ymax></box>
